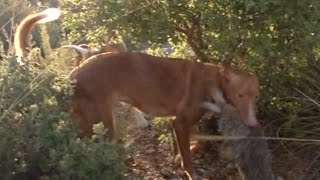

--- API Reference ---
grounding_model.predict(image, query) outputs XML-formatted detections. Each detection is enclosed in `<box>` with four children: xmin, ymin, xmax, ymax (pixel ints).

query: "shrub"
<box><xmin>267</xmin><ymin>61</ymin><xmax>320</xmax><ymax>152</ymax></box>
<box><xmin>0</xmin><ymin>55</ymin><xmax>126</xmax><ymax>180</ymax></box>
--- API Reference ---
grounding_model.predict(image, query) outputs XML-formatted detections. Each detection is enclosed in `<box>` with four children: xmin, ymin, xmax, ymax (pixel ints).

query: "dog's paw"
<box><xmin>190</xmin><ymin>140</ymin><xmax>205</xmax><ymax>154</ymax></box>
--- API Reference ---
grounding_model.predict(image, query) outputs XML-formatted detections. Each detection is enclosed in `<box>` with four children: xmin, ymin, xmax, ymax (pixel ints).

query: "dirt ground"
<box><xmin>122</xmin><ymin>124</ymin><xmax>319</xmax><ymax>180</ymax></box>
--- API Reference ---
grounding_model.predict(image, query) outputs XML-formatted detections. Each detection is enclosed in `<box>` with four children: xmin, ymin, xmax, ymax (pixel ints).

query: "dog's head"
<box><xmin>218</xmin><ymin>64</ymin><xmax>259</xmax><ymax>127</ymax></box>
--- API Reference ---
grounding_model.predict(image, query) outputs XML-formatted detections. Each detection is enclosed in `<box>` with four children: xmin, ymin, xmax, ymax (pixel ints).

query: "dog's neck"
<box><xmin>202</xmin><ymin>64</ymin><xmax>231</xmax><ymax>104</ymax></box>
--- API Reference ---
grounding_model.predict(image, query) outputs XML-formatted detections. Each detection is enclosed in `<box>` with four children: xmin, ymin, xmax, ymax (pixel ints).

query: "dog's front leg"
<box><xmin>172</xmin><ymin>115</ymin><xmax>194</xmax><ymax>179</ymax></box>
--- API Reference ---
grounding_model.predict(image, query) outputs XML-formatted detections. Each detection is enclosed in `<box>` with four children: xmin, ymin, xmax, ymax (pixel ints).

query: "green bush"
<box><xmin>270</xmin><ymin>61</ymin><xmax>320</xmax><ymax>140</ymax></box>
<box><xmin>0</xmin><ymin>56</ymin><xmax>126</xmax><ymax>180</ymax></box>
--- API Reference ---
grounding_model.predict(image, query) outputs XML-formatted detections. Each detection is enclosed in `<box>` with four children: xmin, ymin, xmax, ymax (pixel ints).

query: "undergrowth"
<box><xmin>0</xmin><ymin>55</ymin><xmax>127</xmax><ymax>180</ymax></box>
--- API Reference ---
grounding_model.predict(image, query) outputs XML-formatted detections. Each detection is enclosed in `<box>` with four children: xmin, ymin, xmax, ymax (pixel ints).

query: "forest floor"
<box><xmin>121</xmin><ymin>122</ymin><xmax>319</xmax><ymax>180</ymax></box>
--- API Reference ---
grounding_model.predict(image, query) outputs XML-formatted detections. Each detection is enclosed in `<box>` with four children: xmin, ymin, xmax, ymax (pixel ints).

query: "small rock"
<box><xmin>276</xmin><ymin>176</ymin><xmax>285</xmax><ymax>180</ymax></box>
<box><xmin>193</xmin><ymin>159</ymin><xmax>201</xmax><ymax>165</ymax></box>
<box><xmin>207</xmin><ymin>167</ymin><xmax>216</xmax><ymax>173</ymax></box>
<box><xmin>176</xmin><ymin>169</ymin><xmax>186</xmax><ymax>176</ymax></box>
<box><xmin>196</xmin><ymin>167</ymin><xmax>207</xmax><ymax>175</ymax></box>
<box><xmin>145</xmin><ymin>148</ymin><xmax>156</xmax><ymax>154</ymax></box>
<box><xmin>145</xmin><ymin>176</ymin><xmax>154</xmax><ymax>180</ymax></box>
<box><xmin>158</xmin><ymin>148</ymin><xmax>166</xmax><ymax>154</ymax></box>
<box><xmin>160</xmin><ymin>167</ymin><xmax>176</xmax><ymax>178</ymax></box>
<box><xmin>226</xmin><ymin>162</ymin><xmax>236</xmax><ymax>169</ymax></box>
<box><xmin>125</xmin><ymin>155</ymin><xmax>135</xmax><ymax>165</ymax></box>
<box><xmin>194</xmin><ymin>153</ymin><xmax>203</xmax><ymax>159</ymax></box>
<box><xmin>132</xmin><ymin>168</ymin><xmax>141</xmax><ymax>175</ymax></box>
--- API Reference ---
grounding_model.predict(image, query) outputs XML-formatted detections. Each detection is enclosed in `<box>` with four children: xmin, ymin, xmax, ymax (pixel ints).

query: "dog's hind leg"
<box><xmin>172</xmin><ymin>116</ymin><xmax>193</xmax><ymax>178</ymax></box>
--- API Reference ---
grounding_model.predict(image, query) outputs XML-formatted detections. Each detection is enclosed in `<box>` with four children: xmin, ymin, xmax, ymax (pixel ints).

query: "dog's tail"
<box><xmin>14</xmin><ymin>8</ymin><xmax>61</xmax><ymax>59</ymax></box>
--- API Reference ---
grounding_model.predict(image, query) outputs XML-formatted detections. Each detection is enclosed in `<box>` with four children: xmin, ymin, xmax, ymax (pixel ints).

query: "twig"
<box><xmin>300</xmin><ymin>152</ymin><xmax>320</xmax><ymax>180</ymax></box>
<box><xmin>193</xmin><ymin>134</ymin><xmax>320</xmax><ymax>143</ymax></box>
<box><xmin>296</xmin><ymin>88</ymin><xmax>320</xmax><ymax>108</ymax></box>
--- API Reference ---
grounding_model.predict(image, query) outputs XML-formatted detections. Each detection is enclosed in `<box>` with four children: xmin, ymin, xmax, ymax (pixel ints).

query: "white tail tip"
<box><xmin>37</xmin><ymin>8</ymin><xmax>61</xmax><ymax>23</ymax></box>
<box><xmin>16</xmin><ymin>56</ymin><xmax>24</xmax><ymax>65</ymax></box>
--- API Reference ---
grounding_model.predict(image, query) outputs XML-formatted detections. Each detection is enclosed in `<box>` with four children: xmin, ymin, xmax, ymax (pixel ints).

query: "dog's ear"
<box><xmin>219</xmin><ymin>64</ymin><xmax>238</xmax><ymax>83</ymax></box>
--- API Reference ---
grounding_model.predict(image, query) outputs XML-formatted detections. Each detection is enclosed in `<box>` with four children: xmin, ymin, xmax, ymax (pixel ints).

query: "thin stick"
<box><xmin>300</xmin><ymin>152</ymin><xmax>320</xmax><ymax>180</ymax></box>
<box><xmin>193</xmin><ymin>134</ymin><xmax>320</xmax><ymax>143</ymax></box>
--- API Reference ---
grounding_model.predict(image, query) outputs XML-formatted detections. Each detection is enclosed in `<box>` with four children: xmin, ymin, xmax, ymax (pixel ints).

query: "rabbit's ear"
<box><xmin>210</xmin><ymin>87</ymin><xmax>226</xmax><ymax>104</ymax></box>
<box><xmin>200</xmin><ymin>101</ymin><xmax>222</xmax><ymax>113</ymax></box>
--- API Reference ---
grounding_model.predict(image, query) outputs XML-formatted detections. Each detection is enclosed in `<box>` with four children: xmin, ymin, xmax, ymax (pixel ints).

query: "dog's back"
<box><xmin>70</xmin><ymin>52</ymin><xmax>199</xmax><ymax>116</ymax></box>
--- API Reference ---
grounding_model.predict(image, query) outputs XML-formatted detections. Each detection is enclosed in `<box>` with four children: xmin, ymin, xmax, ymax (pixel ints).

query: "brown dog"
<box><xmin>14</xmin><ymin>8</ymin><xmax>260</xmax><ymax>179</ymax></box>
<box><xmin>69</xmin><ymin>52</ymin><xmax>260</xmax><ymax>178</ymax></box>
